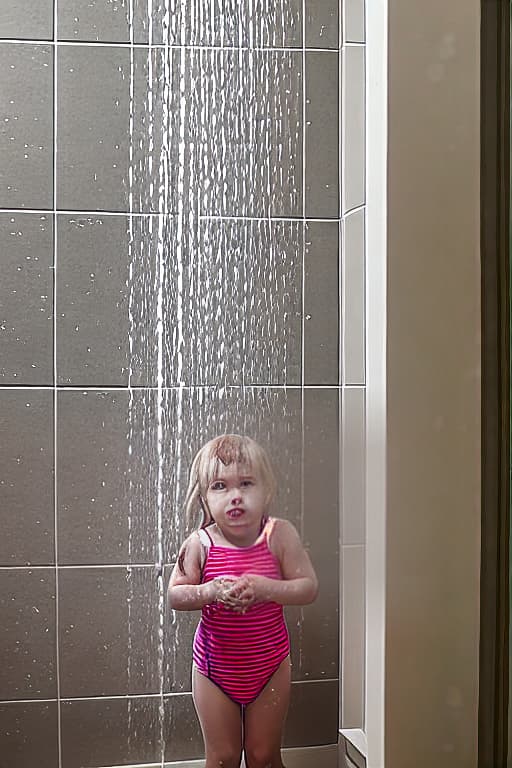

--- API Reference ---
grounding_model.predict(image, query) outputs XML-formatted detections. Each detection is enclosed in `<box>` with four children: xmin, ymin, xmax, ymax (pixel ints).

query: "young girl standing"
<box><xmin>167</xmin><ymin>434</ymin><xmax>318</xmax><ymax>768</ymax></box>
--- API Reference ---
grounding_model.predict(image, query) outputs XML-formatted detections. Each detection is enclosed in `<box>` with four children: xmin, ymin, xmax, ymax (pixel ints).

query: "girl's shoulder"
<box><xmin>266</xmin><ymin>517</ymin><xmax>300</xmax><ymax>555</ymax></box>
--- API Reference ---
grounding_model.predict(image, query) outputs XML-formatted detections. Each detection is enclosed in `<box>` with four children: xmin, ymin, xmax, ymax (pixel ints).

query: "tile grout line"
<box><xmin>339</xmin><ymin>7</ymin><xmax>344</xmax><ymax>390</ymax></box>
<box><xmin>0</xmin><ymin>676</ymin><xmax>338</xmax><ymax>706</ymax></box>
<box><xmin>0</xmin><ymin>384</ymin><xmax>366</xmax><ymax>391</ymax></box>
<box><xmin>0</xmin><ymin>37</ymin><xmax>345</xmax><ymax>53</ymax></box>
<box><xmin>52</xmin><ymin>2</ymin><xmax>63</xmax><ymax>767</ymax></box>
<box><xmin>298</xmin><ymin>0</ymin><xmax>307</xmax><ymax>670</ymax></box>
<box><xmin>339</xmin><ymin>0</ymin><xmax>344</xmax><ymax>732</ymax></box>
<box><xmin>0</xmin><ymin>208</ymin><xmax>345</xmax><ymax>223</ymax></box>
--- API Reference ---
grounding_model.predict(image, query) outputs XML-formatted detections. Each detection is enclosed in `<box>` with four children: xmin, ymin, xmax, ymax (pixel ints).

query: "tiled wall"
<box><xmin>0</xmin><ymin>1</ymin><xmax>366</xmax><ymax>766</ymax></box>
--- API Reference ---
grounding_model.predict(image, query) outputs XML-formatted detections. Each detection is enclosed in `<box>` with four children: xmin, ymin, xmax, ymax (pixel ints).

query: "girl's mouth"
<box><xmin>227</xmin><ymin>508</ymin><xmax>244</xmax><ymax>519</ymax></box>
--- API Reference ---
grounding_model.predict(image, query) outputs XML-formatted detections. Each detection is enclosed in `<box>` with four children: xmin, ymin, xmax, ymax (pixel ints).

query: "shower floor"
<box><xmin>101</xmin><ymin>742</ymin><xmax>338</xmax><ymax>768</ymax></box>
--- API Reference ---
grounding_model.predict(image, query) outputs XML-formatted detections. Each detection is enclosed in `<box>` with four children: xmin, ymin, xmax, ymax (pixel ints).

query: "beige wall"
<box><xmin>385</xmin><ymin>1</ymin><xmax>481</xmax><ymax>766</ymax></box>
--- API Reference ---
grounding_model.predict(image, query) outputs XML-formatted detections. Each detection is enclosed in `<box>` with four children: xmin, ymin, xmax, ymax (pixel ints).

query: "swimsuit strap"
<box><xmin>198</xmin><ymin>526</ymin><xmax>214</xmax><ymax>547</ymax></box>
<box><xmin>261</xmin><ymin>516</ymin><xmax>278</xmax><ymax>548</ymax></box>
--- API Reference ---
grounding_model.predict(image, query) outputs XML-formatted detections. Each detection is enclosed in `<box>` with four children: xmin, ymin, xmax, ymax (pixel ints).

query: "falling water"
<box><xmin>122</xmin><ymin>1</ymin><xmax>304</xmax><ymax>764</ymax></box>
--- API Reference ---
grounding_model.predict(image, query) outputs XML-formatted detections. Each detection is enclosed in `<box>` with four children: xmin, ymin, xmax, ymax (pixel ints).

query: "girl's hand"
<box><xmin>207</xmin><ymin>577</ymin><xmax>241</xmax><ymax>609</ymax></box>
<box><xmin>224</xmin><ymin>574</ymin><xmax>271</xmax><ymax>611</ymax></box>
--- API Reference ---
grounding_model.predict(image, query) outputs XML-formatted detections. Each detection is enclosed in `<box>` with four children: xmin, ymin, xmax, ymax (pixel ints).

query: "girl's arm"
<box><xmin>231</xmin><ymin>519</ymin><xmax>319</xmax><ymax>608</ymax></box>
<box><xmin>167</xmin><ymin>533</ymin><xmax>238</xmax><ymax>611</ymax></box>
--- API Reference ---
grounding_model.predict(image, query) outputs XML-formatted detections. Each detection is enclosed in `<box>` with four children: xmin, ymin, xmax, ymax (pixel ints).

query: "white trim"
<box><xmin>365</xmin><ymin>1</ymin><xmax>387</xmax><ymax>767</ymax></box>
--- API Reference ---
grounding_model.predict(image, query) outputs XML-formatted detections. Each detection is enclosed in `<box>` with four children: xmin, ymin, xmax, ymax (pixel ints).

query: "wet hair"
<box><xmin>177</xmin><ymin>434</ymin><xmax>277</xmax><ymax>574</ymax></box>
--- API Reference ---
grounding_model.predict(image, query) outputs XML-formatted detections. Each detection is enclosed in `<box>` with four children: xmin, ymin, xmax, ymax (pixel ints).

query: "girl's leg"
<box><xmin>243</xmin><ymin>656</ymin><xmax>291</xmax><ymax>768</ymax></box>
<box><xmin>192</xmin><ymin>664</ymin><xmax>243</xmax><ymax>768</ymax></box>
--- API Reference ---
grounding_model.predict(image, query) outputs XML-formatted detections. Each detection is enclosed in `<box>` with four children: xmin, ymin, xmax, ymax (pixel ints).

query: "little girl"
<box><xmin>168</xmin><ymin>434</ymin><xmax>318</xmax><ymax>768</ymax></box>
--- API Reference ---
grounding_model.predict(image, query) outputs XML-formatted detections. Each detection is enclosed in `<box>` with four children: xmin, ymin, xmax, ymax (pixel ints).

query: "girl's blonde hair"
<box><xmin>184</xmin><ymin>434</ymin><xmax>277</xmax><ymax>528</ymax></box>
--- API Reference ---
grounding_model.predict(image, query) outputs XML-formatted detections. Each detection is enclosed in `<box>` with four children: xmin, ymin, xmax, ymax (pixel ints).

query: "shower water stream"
<box><xmin>122</xmin><ymin>0</ymin><xmax>304</xmax><ymax>763</ymax></box>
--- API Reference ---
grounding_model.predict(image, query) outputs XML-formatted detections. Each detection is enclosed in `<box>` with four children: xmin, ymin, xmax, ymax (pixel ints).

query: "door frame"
<box><xmin>479</xmin><ymin>1</ymin><xmax>510</xmax><ymax>766</ymax></box>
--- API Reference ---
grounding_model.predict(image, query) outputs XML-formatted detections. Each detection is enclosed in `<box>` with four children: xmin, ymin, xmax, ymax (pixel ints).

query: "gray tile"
<box><xmin>61</xmin><ymin>696</ymin><xmax>161</xmax><ymax>767</ymax></box>
<box><xmin>287</xmin><ymin>577</ymin><xmax>338</xmax><ymax>683</ymax></box>
<box><xmin>0</xmin><ymin>213</ymin><xmax>53</xmax><ymax>385</ymax></box>
<box><xmin>304</xmin><ymin>221</ymin><xmax>340</xmax><ymax>385</ymax></box>
<box><xmin>0</xmin><ymin>701</ymin><xmax>58</xmax><ymax>768</ymax></box>
<box><xmin>165</xmin><ymin>0</ymin><xmax>302</xmax><ymax>47</ymax></box>
<box><xmin>342</xmin><ymin>387</ymin><xmax>365</xmax><ymax>545</ymax></box>
<box><xmin>342</xmin><ymin>208</ymin><xmax>365</xmax><ymax>384</ymax></box>
<box><xmin>305</xmin><ymin>51</ymin><xmax>339</xmax><ymax>218</ymax></box>
<box><xmin>161</xmin><ymin>386</ymin><xmax>302</xmax><ymax>563</ymax></box>
<box><xmin>0</xmin><ymin>1</ymin><xmax>53</xmax><ymax>40</ymax></box>
<box><xmin>163</xmin><ymin>694</ymin><xmax>203</xmax><ymax>761</ymax></box>
<box><xmin>294</xmin><ymin>388</ymin><xmax>339</xmax><ymax>682</ymax></box>
<box><xmin>344</xmin><ymin>0</ymin><xmax>365</xmax><ymax>43</ymax></box>
<box><xmin>285</xmin><ymin>680</ymin><xmax>338</xmax><ymax>747</ymax></box>
<box><xmin>57</xmin><ymin>45</ymin><xmax>131</xmax><ymax>212</ymax></box>
<box><xmin>183</xmin><ymin>49</ymin><xmax>302</xmax><ymax>218</ymax></box>
<box><xmin>57</xmin><ymin>390</ymin><xmax>159</xmax><ymax>565</ymax></box>
<box><xmin>57</xmin><ymin>46</ymin><xmax>170</xmax><ymax>213</ymax></box>
<box><xmin>59</xmin><ymin>567</ymin><xmax>161</xmax><ymax>697</ymax></box>
<box><xmin>305</xmin><ymin>0</ymin><xmax>339</xmax><ymax>48</ymax></box>
<box><xmin>167</xmin><ymin>220</ymin><xmax>301</xmax><ymax>387</ymax></box>
<box><xmin>164</xmin><ymin>594</ymin><xmax>200</xmax><ymax>694</ymax></box>
<box><xmin>57</xmin><ymin>45</ymin><xmax>303</xmax><ymax>217</ymax></box>
<box><xmin>0</xmin><ymin>569</ymin><xmax>56</xmax><ymax>699</ymax></box>
<box><xmin>58</xmin><ymin>0</ymin><xmax>303</xmax><ymax>47</ymax></box>
<box><xmin>341</xmin><ymin>545</ymin><xmax>365</xmax><ymax>728</ymax></box>
<box><xmin>342</xmin><ymin>45</ymin><xmax>365</xmax><ymax>213</ymax></box>
<box><xmin>303</xmin><ymin>388</ymin><xmax>339</xmax><ymax>563</ymax></box>
<box><xmin>56</xmin><ymin>214</ymin><xmax>158</xmax><ymax>387</ymax></box>
<box><xmin>0</xmin><ymin>390</ymin><xmax>54</xmax><ymax>566</ymax></box>
<box><xmin>58</xmin><ymin>0</ymin><xmax>142</xmax><ymax>43</ymax></box>
<box><xmin>0</xmin><ymin>43</ymin><xmax>53</xmax><ymax>209</ymax></box>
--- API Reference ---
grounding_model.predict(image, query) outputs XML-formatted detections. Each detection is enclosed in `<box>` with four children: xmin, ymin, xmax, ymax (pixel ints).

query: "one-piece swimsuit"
<box><xmin>192</xmin><ymin>517</ymin><xmax>290</xmax><ymax>706</ymax></box>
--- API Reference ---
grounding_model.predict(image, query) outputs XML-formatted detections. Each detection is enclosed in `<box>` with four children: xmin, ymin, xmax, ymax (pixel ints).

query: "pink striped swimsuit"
<box><xmin>192</xmin><ymin>517</ymin><xmax>290</xmax><ymax>706</ymax></box>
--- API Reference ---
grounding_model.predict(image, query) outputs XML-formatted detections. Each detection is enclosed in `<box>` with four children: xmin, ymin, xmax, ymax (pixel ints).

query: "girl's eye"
<box><xmin>211</xmin><ymin>481</ymin><xmax>225</xmax><ymax>491</ymax></box>
<box><xmin>241</xmin><ymin>480</ymin><xmax>253</xmax><ymax>487</ymax></box>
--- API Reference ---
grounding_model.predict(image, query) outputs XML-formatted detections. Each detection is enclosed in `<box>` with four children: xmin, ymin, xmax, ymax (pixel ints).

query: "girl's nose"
<box><xmin>231</xmin><ymin>492</ymin><xmax>242</xmax><ymax>504</ymax></box>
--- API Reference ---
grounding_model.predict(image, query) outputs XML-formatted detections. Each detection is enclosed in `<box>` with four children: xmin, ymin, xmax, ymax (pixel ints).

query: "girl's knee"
<box><xmin>205</xmin><ymin>748</ymin><xmax>242</xmax><ymax>768</ymax></box>
<box><xmin>244</xmin><ymin>744</ymin><xmax>279</xmax><ymax>768</ymax></box>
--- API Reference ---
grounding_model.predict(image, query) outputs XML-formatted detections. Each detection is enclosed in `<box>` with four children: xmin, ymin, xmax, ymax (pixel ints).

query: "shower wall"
<box><xmin>0</xmin><ymin>2</ymin><xmax>366</xmax><ymax>767</ymax></box>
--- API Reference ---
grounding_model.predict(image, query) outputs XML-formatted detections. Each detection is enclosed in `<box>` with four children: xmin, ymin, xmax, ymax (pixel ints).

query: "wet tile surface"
<box><xmin>58</xmin><ymin>0</ymin><xmax>302</xmax><ymax>47</ymax></box>
<box><xmin>305</xmin><ymin>51</ymin><xmax>339</xmax><ymax>217</ymax></box>
<box><xmin>305</xmin><ymin>0</ymin><xmax>339</xmax><ymax>48</ymax></box>
<box><xmin>0</xmin><ymin>213</ymin><xmax>53</xmax><ymax>385</ymax></box>
<box><xmin>59</xmin><ymin>567</ymin><xmax>161</xmax><ymax>697</ymax></box>
<box><xmin>56</xmin><ymin>214</ymin><xmax>158</xmax><ymax>387</ymax></box>
<box><xmin>57</xmin><ymin>46</ymin><xmax>302</xmax><ymax>217</ymax></box>
<box><xmin>161</xmin><ymin>219</ymin><xmax>302</xmax><ymax>387</ymax></box>
<box><xmin>57</xmin><ymin>390</ymin><xmax>159</xmax><ymax>565</ymax></box>
<box><xmin>0</xmin><ymin>569</ymin><xmax>56</xmax><ymax>699</ymax></box>
<box><xmin>61</xmin><ymin>696</ymin><xmax>161</xmax><ymax>767</ymax></box>
<box><xmin>304</xmin><ymin>221</ymin><xmax>340</xmax><ymax>385</ymax></box>
<box><xmin>0</xmin><ymin>1</ymin><xmax>53</xmax><ymax>39</ymax></box>
<box><xmin>0</xmin><ymin>390</ymin><xmax>54</xmax><ymax>566</ymax></box>
<box><xmin>285</xmin><ymin>679</ymin><xmax>339</xmax><ymax>746</ymax></box>
<box><xmin>0</xmin><ymin>43</ymin><xmax>53</xmax><ymax>209</ymax></box>
<box><xmin>0</xmin><ymin>701</ymin><xmax>58</xmax><ymax>768</ymax></box>
<box><xmin>1</xmin><ymin>1</ymin><xmax>349</xmax><ymax>761</ymax></box>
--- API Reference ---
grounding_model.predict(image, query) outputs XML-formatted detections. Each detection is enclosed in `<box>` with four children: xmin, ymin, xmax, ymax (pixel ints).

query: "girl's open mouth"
<box><xmin>227</xmin><ymin>508</ymin><xmax>244</xmax><ymax>518</ymax></box>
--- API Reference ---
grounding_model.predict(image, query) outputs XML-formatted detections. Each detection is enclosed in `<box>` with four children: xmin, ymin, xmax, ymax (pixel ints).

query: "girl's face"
<box><xmin>204</xmin><ymin>462</ymin><xmax>268</xmax><ymax>546</ymax></box>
